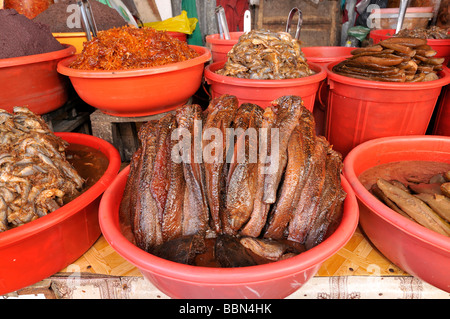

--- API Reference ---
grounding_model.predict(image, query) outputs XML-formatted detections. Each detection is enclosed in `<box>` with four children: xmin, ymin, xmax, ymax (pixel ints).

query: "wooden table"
<box><xmin>5</xmin><ymin>227</ymin><xmax>449</xmax><ymax>299</ymax></box>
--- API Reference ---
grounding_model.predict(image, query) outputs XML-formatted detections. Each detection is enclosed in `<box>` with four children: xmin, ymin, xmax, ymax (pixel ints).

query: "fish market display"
<box><xmin>69</xmin><ymin>26</ymin><xmax>199</xmax><ymax>71</ymax></box>
<box><xmin>120</xmin><ymin>94</ymin><xmax>346</xmax><ymax>267</ymax></box>
<box><xmin>216</xmin><ymin>30</ymin><xmax>315</xmax><ymax>80</ymax></box>
<box><xmin>333</xmin><ymin>37</ymin><xmax>445</xmax><ymax>82</ymax></box>
<box><xmin>0</xmin><ymin>107</ymin><xmax>84</xmax><ymax>232</ymax></box>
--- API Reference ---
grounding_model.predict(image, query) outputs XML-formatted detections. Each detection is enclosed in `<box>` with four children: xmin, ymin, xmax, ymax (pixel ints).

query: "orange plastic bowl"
<box><xmin>204</xmin><ymin>61</ymin><xmax>326</xmax><ymax>111</ymax></box>
<box><xmin>343</xmin><ymin>135</ymin><xmax>450</xmax><ymax>292</ymax></box>
<box><xmin>99</xmin><ymin>166</ymin><xmax>358</xmax><ymax>299</ymax></box>
<box><xmin>0</xmin><ymin>45</ymin><xmax>76</xmax><ymax>115</ymax></box>
<box><xmin>57</xmin><ymin>45</ymin><xmax>211</xmax><ymax>117</ymax></box>
<box><xmin>0</xmin><ymin>133</ymin><xmax>121</xmax><ymax>295</ymax></box>
<box><xmin>205</xmin><ymin>32</ymin><xmax>244</xmax><ymax>63</ymax></box>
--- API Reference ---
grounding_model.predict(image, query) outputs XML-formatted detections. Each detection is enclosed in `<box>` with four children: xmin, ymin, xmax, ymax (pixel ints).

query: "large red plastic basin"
<box><xmin>99</xmin><ymin>166</ymin><xmax>359</xmax><ymax>299</ymax></box>
<box><xmin>0</xmin><ymin>45</ymin><xmax>76</xmax><ymax>115</ymax></box>
<box><xmin>370</xmin><ymin>29</ymin><xmax>450</xmax><ymax>65</ymax></box>
<box><xmin>0</xmin><ymin>133</ymin><xmax>121</xmax><ymax>295</ymax></box>
<box><xmin>57</xmin><ymin>45</ymin><xmax>211</xmax><ymax>117</ymax></box>
<box><xmin>205</xmin><ymin>32</ymin><xmax>244</xmax><ymax>63</ymax></box>
<box><xmin>343</xmin><ymin>135</ymin><xmax>450</xmax><ymax>292</ymax></box>
<box><xmin>433</xmin><ymin>85</ymin><xmax>450</xmax><ymax>136</ymax></box>
<box><xmin>204</xmin><ymin>61</ymin><xmax>326</xmax><ymax>111</ymax></box>
<box><xmin>326</xmin><ymin>61</ymin><xmax>450</xmax><ymax>157</ymax></box>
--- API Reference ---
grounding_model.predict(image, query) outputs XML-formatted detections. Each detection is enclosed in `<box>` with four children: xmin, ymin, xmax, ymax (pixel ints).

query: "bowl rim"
<box><xmin>0</xmin><ymin>44</ymin><xmax>76</xmax><ymax>68</ymax></box>
<box><xmin>57</xmin><ymin>45</ymin><xmax>211</xmax><ymax>78</ymax></box>
<box><xmin>204</xmin><ymin>60</ymin><xmax>327</xmax><ymax>87</ymax></box>
<box><xmin>343</xmin><ymin>135</ymin><xmax>450</xmax><ymax>251</ymax></box>
<box><xmin>369</xmin><ymin>28</ymin><xmax>450</xmax><ymax>43</ymax></box>
<box><xmin>52</xmin><ymin>32</ymin><xmax>87</xmax><ymax>37</ymax></box>
<box><xmin>326</xmin><ymin>61</ymin><xmax>450</xmax><ymax>89</ymax></box>
<box><xmin>205</xmin><ymin>32</ymin><xmax>245</xmax><ymax>44</ymax></box>
<box><xmin>99</xmin><ymin>166</ymin><xmax>359</xmax><ymax>285</ymax></box>
<box><xmin>0</xmin><ymin>132</ymin><xmax>121</xmax><ymax>247</ymax></box>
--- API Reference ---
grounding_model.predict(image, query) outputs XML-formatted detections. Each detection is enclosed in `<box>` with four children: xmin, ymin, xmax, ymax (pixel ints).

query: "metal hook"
<box><xmin>285</xmin><ymin>7</ymin><xmax>302</xmax><ymax>40</ymax></box>
<box><xmin>77</xmin><ymin>0</ymin><xmax>98</xmax><ymax>41</ymax></box>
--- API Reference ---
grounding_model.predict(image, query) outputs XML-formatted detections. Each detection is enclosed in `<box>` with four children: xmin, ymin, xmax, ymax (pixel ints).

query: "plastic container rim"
<box><xmin>0</xmin><ymin>132</ymin><xmax>121</xmax><ymax>247</ymax></box>
<box><xmin>326</xmin><ymin>61</ymin><xmax>450</xmax><ymax>89</ymax></box>
<box><xmin>0</xmin><ymin>44</ymin><xmax>76</xmax><ymax>68</ymax></box>
<box><xmin>204</xmin><ymin>60</ymin><xmax>327</xmax><ymax>88</ymax></box>
<box><xmin>369</xmin><ymin>29</ymin><xmax>450</xmax><ymax>44</ymax></box>
<box><xmin>99</xmin><ymin>166</ymin><xmax>358</xmax><ymax>285</ymax></box>
<box><xmin>205</xmin><ymin>32</ymin><xmax>244</xmax><ymax>45</ymax></box>
<box><xmin>343</xmin><ymin>135</ymin><xmax>450</xmax><ymax>251</ymax></box>
<box><xmin>57</xmin><ymin>45</ymin><xmax>211</xmax><ymax>78</ymax></box>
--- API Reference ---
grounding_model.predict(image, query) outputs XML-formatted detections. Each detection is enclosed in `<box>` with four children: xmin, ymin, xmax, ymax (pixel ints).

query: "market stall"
<box><xmin>0</xmin><ymin>0</ymin><xmax>449</xmax><ymax>300</ymax></box>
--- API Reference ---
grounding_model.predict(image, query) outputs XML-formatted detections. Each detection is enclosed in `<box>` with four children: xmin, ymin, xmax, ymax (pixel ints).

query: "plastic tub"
<box><xmin>53</xmin><ymin>32</ymin><xmax>87</xmax><ymax>54</ymax></box>
<box><xmin>0</xmin><ymin>132</ymin><xmax>121</xmax><ymax>295</ymax></box>
<box><xmin>325</xmin><ymin>61</ymin><xmax>450</xmax><ymax>157</ymax></box>
<box><xmin>368</xmin><ymin>7</ymin><xmax>433</xmax><ymax>30</ymax></box>
<box><xmin>433</xmin><ymin>85</ymin><xmax>450</xmax><ymax>136</ymax></box>
<box><xmin>205</xmin><ymin>32</ymin><xmax>244</xmax><ymax>63</ymax></box>
<box><xmin>57</xmin><ymin>45</ymin><xmax>211</xmax><ymax>117</ymax></box>
<box><xmin>370</xmin><ymin>28</ymin><xmax>450</xmax><ymax>65</ymax></box>
<box><xmin>0</xmin><ymin>44</ymin><xmax>76</xmax><ymax>115</ymax></box>
<box><xmin>204</xmin><ymin>61</ymin><xmax>326</xmax><ymax>111</ymax></box>
<box><xmin>343</xmin><ymin>135</ymin><xmax>450</xmax><ymax>292</ymax></box>
<box><xmin>302</xmin><ymin>46</ymin><xmax>355</xmax><ymax>135</ymax></box>
<box><xmin>99</xmin><ymin>166</ymin><xmax>359</xmax><ymax>299</ymax></box>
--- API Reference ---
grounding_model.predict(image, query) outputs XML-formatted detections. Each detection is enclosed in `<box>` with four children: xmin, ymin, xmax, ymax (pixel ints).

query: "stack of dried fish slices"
<box><xmin>333</xmin><ymin>37</ymin><xmax>445</xmax><ymax>82</ymax></box>
<box><xmin>120</xmin><ymin>94</ymin><xmax>346</xmax><ymax>267</ymax></box>
<box><xmin>216</xmin><ymin>30</ymin><xmax>314</xmax><ymax>80</ymax></box>
<box><xmin>371</xmin><ymin>173</ymin><xmax>450</xmax><ymax>237</ymax></box>
<box><xmin>0</xmin><ymin>107</ymin><xmax>84</xmax><ymax>232</ymax></box>
<box><xmin>395</xmin><ymin>26</ymin><xmax>450</xmax><ymax>40</ymax></box>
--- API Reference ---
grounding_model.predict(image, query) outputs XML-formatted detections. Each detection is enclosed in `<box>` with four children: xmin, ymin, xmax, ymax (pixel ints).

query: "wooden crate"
<box><xmin>255</xmin><ymin>0</ymin><xmax>342</xmax><ymax>47</ymax></box>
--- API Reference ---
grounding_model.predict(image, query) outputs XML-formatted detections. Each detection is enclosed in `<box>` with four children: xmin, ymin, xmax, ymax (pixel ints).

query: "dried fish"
<box><xmin>217</xmin><ymin>29</ymin><xmax>314</xmax><ymax>80</ymax></box>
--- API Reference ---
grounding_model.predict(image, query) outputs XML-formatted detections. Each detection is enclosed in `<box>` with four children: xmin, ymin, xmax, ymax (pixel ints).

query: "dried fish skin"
<box><xmin>217</xmin><ymin>29</ymin><xmax>314</xmax><ymax>80</ymax></box>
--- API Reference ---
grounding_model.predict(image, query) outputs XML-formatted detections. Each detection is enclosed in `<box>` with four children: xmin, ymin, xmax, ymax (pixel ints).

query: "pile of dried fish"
<box><xmin>0</xmin><ymin>107</ymin><xmax>84</xmax><ymax>232</ymax></box>
<box><xmin>371</xmin><ymin>172</ymin><xmax>450</xmax><ymax>237</ymax></box>
<box><xmin>333</xmin><ymin>37</ymin><xmax>445</xmax><ymax>82</ymax></box>
<box><xmin>216</xmin><ymin>30</ymin><xmax>314</xmax><ymax>80</ymax></box>
<box><xmin>395</xmin><ymin>26</ymin><xmax>450</xmax><ymax>40</ymax></box>
<box><xmin>120</xmin><ymin>94</ymin><xmax>346</xmax><ymax>267</ymax></box>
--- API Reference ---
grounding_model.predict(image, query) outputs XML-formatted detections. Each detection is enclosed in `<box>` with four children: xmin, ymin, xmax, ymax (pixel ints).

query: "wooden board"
<box><xmin>60</xmin><ymin>226</ymin><xmax>408</xmax><ymax>277</ymax></box>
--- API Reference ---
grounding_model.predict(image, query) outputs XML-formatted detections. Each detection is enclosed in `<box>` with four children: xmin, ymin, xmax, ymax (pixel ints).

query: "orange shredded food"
<box><xmin>69</xmin><ymin>26</ymin><xmax>199</xmax><ymax>70</ymax></box>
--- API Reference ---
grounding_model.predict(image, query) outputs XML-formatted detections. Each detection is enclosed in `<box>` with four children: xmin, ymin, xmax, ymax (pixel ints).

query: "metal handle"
<box><xmin>395</xmin><ymin>0</ymin><xmax>410</xmax><ymax>34</ymax></box>
<box><xmin>78</xmin><ymin>0</ymin><xmax>98</xmax><ymax>41</ymax></box>
<box><xmin>285</xmin><ymin>7</ymin><xmax>302</xmax><ymax>40</ymax></box>
<box><xmin>215</xmin><ymin>6</ymin><xmax>230</xmax><ymax>40</ymax></box>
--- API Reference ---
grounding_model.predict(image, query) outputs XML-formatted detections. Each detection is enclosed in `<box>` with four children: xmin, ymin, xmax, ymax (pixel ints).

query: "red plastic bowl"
<box><xmin>99</xmin><ymin>166</ymin><xmax>359</xmax><ymax>299</ymax></box>
<box><xmin>433</xmin><ymin>85</ymin><xmax>450</xmax><ymax>136</ymax></box>
<box><xmin>0</xmin><ymin>133</ymin><xmax>121</xmax><ymax>295</ymax></box>
<box><xmin>0</xmin><ymin>45</ymin><xmax>76</xmax><ymax>115</ymax></box>
<box><xmin>302</xmin><ymin>46</ymin><xmax>354</xmax><ymax>66</ymax></box>
<box><xmin>326</xmin><ymin>61</ymin><xmax>450</xmax><ymax>157</ymax></box>
<box><xmin>343</xmin><ymin>135</ymin><xmax>450</xmax><ymax>292</ymax></box>
<box><xmin>204</xmin><ymin>61</ymin><xmax>326</xmax><ymax>111</ymax></box>
<box><xmin>57</xmin><ymin>45</ymin><xmax>211</xmax><ymax>117</ymax></box>
<box><xmin>370</xmin><ymin>29</ymin><xmax>450</xmax><ymax>64</ymax></box>
<box><xmin>205</xmin><ymin>32</ymin><xmax>244</xmax><ymax>63</ymax></box>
